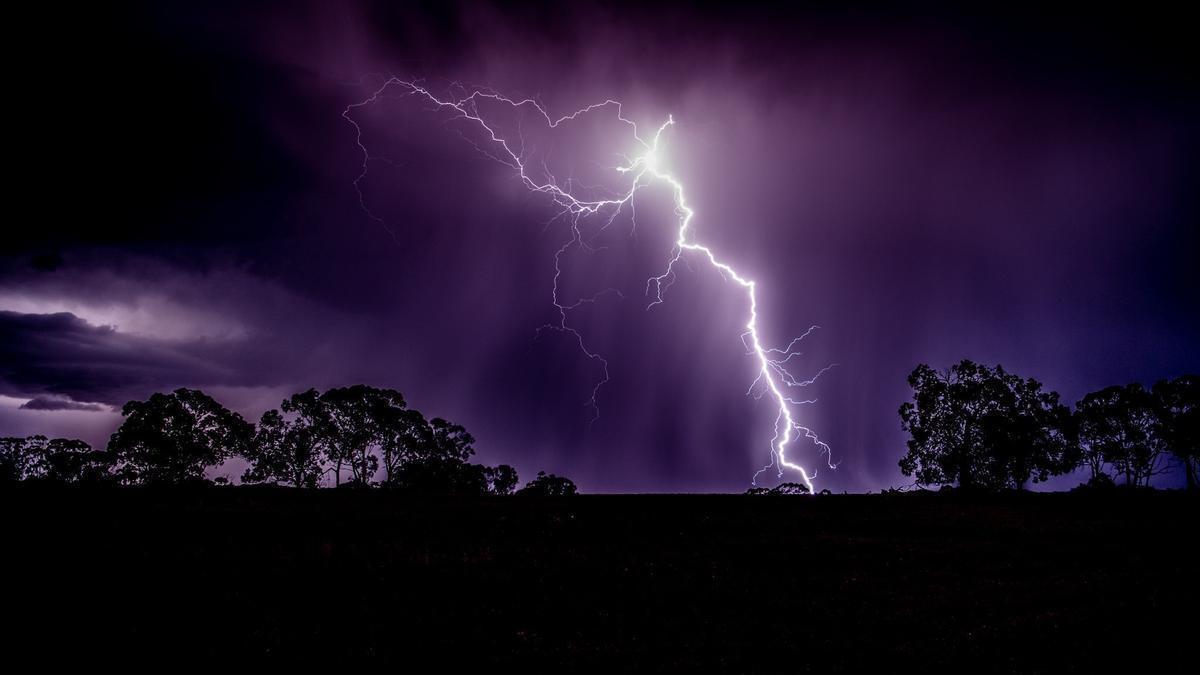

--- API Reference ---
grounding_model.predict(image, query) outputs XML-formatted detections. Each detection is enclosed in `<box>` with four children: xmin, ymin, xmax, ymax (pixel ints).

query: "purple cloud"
<box><xmin>19</xmin><ymin>396</ymin><xmax>109</xmax><ymax>412</ymax></box>
<box><xmin>2</xmin><ymin>2</ymin><xmax>1197</xmax><ymax>490</ymax></box>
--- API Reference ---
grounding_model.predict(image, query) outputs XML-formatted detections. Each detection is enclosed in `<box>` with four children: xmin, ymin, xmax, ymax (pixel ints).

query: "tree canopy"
<box><xmin>898</xmin><ymin>362</ymin><xmax>1198</xmax><ymax>491</ymax></box>
<box><xmin>1153</xmin><ymin>375</ymin><xmax>1199</xmax><ymax>489</ymax></box>
<box><xmin>1075</xmin><ymin>383</ymin><xmax>1168</xmax><ymax>488</ymax></box>
<box><xmin>898</xmin><ymin>361</ymin><xmax>1074</xmax><ymax>490</ymax></box>
<box><xmin>517</xmin><ymin>471</ymin><xmax>578</xmax><ymax>496</ymax></box>
<box><xmin>108</xmin><ymin>389</ymin><xmax>254</xmax><ymax>484</ymax></box>
<box><xmin>241</xmin><ymin>408</ymin><xmax>326</xmax><ymax>488</ymax></box>
<box><xmin>237</xmin><ymin>386</ymin><xmax>537</xmax><ymax>494</ymax></box>
<box><xmin>1</xmin><ymin>435</ymin><xmax>114</xmax><ymax>483</ymax></box>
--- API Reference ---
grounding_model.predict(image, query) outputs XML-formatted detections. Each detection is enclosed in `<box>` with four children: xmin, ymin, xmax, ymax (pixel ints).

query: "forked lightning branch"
<box><xmin>345</xmin><ymin>80</ymin><xmax>836</xmax><ymax>491</ymax></box>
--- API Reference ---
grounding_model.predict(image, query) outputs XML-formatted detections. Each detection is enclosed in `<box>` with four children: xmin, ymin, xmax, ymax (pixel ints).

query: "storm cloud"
<box><xmin>3</xmin><ymin>1</ymin><xmax>1197</xmax><ymax>490</ymax></box>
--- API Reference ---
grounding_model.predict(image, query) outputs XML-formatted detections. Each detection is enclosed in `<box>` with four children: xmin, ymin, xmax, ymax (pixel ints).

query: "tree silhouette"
<box><xmin>517</xmin><ymin>471</ymin><xmax>577</xmax><ymax>496</ymax></box>
<box><xmin>4</xmin><ymin>385</ymin><xmax>575</xmax><ymax>492</ymax></box>
<box><xmin>770</xmin><ymin>482</ymin><xmax>810</xmax><ymax>495</ymax></box>
<box><xmin>387</xmin><ymin>458</ymin><xmax>521</xmax><ymax>496</ymax></box>
<box><xmin>899</xmin><ymin>361</ymin><xmax>1074</xmax><ymax>490</ymax></box>
<box><xmin>317</xmin><ymin>385</ymin><xmax>415</xmax><ymax>486</ymax></box>
<box><xmin>108</xmin><ymin>389</ymin><xmax>253</xmax><ymax>484</ymax></box>
<box><xmin>378</xmin><ymin>408</ymin><xmax>434</xmax><ymax>484</ymax></box>
<box><xmin>1</xmin><ymin>436</ymin><xmax>37</xmax><ymax>481</ymax></box>
<box><xmin>385</xmin><ymin>422</ymin><xmax>515</xmax><ymax>495</ymax></box>
<box><xmin>241</xmin><ymin>409</ymin><xmax>326</xmax><ymax>488</ymax></box>
<box><xmin>276</xmin><ymin>389</ymin><xmax>339</xmax><ymax>483</ymax></box>
<box><xmin>484</xmin><ymin>464</ymin><xmax>519</xmax><ymax>495</ymax></box>
<box><xmin>1076</xmin><ymin>383</ymin><xmax>1168</xmax><ymax>487</ymax></box>
<box><xmin>380</xmin><ymin>413</ymin><xmax>519</xmax><ymax>494</ymax></box>
<box><xmin>38</xmin><ymin>438</ymin><xmax>115</xmax><ymax>483</ymax></box>
<box><xmin>238</xmin><ymin>386</ymin><xmax>522</xmax><ymax>493</ymax></box>
<box><xmin>318</xmin><ymin>386</ymin><xmax>384</xmax><ymax>485</ymax></box>
<box><xmin>978</xmin><ymin>373</ymin><xmax>1076</xmax><ymax>489</ymax></box>
<box><xmin>1</xmin><ymin>436</ymin><xmax>114</xmax><ymax>483</ymax></box>
<box><xmin>389</xmin><ymin>457</ymin><xmax>489</xmax><ymax>495</ymax></box>
<box><xmin>427</xmin><ymin>417</ymin><xmax>476</xmax><ymax>463</ymax></box>
<box><xmin>375</xmin><ymin>412</ymin><xmax>477</xmax><ymax>484</ymax></box>
<box><xmin>1154</xmin><ymin>375</ymin><xmax>1199</xmax><ymax>490</ymax></box>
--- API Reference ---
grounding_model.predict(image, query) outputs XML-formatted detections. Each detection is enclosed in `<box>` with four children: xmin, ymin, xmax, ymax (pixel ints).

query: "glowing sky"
<box><xmin>2</xmin><ymin>1</ymin><xmax>1197</xmax><ymax>491</ymax></box>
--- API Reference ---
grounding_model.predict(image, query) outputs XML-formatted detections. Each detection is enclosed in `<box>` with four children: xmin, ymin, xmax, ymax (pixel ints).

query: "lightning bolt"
<box><xmin>344</xmin><ymin>79</ymin><xmax>836</xmax><ymax>491</ymax></box>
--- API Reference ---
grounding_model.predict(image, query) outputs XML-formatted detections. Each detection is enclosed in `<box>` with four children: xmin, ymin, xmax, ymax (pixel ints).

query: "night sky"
<box><xmin>3</xmin><ymin>1</ymin><xmax>1197</xmax><ymax>492</ymax></box>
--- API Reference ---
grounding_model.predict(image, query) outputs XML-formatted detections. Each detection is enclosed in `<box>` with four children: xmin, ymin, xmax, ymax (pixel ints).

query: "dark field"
<box><xmin>4</xmin><ymin>488</ymin><xmax>1195</xmax><ymax>670</ymax></box>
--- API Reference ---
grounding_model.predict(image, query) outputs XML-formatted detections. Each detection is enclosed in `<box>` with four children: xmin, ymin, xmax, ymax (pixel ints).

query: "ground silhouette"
<box><xmin>4</xmin><ymin>487</ymin><xmax>1194</xmax><ymax>668</ymax></box>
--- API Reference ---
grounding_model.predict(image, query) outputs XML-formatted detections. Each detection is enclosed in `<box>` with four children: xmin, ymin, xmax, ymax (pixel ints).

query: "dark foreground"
<box><xmin>4</xmin><ymin>488</ymin><xmax>1195</xmax><ymax>670</ymax></box>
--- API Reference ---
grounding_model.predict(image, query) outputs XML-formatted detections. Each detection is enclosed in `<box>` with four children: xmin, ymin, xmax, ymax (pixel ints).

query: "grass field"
<box><xmin>4</xmin><ymin>487</ymin><xmax>1195</xmax><ymax>670</ymax></box>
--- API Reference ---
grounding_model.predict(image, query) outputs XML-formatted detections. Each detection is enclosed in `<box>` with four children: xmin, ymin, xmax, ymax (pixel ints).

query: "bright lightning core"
<box><xmin>345</xmin><ymin>80</ymin><xmax>837</xmax><ymax>492</ymax></box>
<box><xmin>641</xmin><ymin>148</ymin><xmax>660</xmax><ymax>172</ymax></box>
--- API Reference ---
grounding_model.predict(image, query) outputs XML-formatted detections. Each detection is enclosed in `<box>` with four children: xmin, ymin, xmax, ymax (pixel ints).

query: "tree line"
<box><xmin>0</xmin><ymin>385</ymin><xmax>578</xmax><ymax>496</ymax></box>
<box><xmin>898</xmin><ymin>361</ymin><xmax>1198</xmax><ymax>491</ymax></box>
<box><xmin>5</xmin><ymin>367</ymin><xmax>1194</xmax><ymax>494</ymax></box>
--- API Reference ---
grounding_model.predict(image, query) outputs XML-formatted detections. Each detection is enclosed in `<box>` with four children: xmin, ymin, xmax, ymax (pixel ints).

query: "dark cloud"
<box><xmin>0</xmin><ymin>257</ymin><xmax>378</xmax><ymax>409</ymax></box>
<box><xmin>0</xmin><ymin>310</ymin><xmax>236</xmax><ymax>406</ymax></box>
<box><xmin>19</xmin><ymin>396</ymin><xmax>109</xmax><ymax>412</ymax></box>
